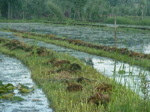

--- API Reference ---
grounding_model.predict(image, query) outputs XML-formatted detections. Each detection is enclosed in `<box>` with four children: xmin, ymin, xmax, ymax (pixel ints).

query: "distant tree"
<box><xmin>84</xmin><ymin>0</ymin><xmax>109</xmax><ymax>21</ymax></box>
<box><xmin>44</xmin><ymin>1</ymin><xmax>64</xmax><ymax>20</ymax></box>
<box><xmin>70</xmin><ymin>0</ymin><xmax>88</xmax><ymax>19</ymax></box>
<box><xmin>0</xmin><ymin>0</ymin><xmax>8</xmax><ymax>18</ymax></box>
<box><xmin>146</xmin><ymin>1</ymin><xmax>150</xmax><ymax>16</ymax></box>
<box><xmin>50</xmin><ymin>0</ymin><xmax>74</xmax><ymax>18</ymax></box>
<box><xmin>0</xmin><ymin>0</ymin><xmax>21</xmax><ymax>19</ymax></box>
<box><xmin>0</xmin><ymin>0</ymin><xmax>149</xmax><ymax>20</ymax></box>
<box><xmin>139</xmin><ymin>0</ymin><xmax>147</xmax><ymax>20</ymax></box>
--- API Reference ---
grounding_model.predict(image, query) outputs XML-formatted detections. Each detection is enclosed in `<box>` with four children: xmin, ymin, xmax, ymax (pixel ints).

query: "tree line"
<box><xmin>0</xmin><ymin>0</ymin><xmax>149</xmax><ymax>21</ymax></box>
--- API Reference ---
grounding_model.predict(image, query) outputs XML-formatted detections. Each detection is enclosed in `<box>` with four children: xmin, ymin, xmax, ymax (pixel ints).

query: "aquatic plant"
<box><xmin>18</xmin><ymin>84</ymin><xmax>34</xmax><ymax>93</ymax></box>
<box><xmin>0</xmin><ymin>81</ymin><xmax>31</xmax><ymax>101</ymax></box>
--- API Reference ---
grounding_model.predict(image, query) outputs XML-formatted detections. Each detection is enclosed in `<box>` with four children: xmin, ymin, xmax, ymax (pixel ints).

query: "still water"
<box><xmin>0</xmin><ymin>53</ymin><xmax>53</xmax><ymax>112</ymax></box>
<box><xmin>0</xmin><ymin>30</ymin><xmax>149</xmax><ymax>98</ymax></box>
<box><xmin>0</xmin><ymin>23</ymin><xmax>150</xmax><ymax>54</ymax></box>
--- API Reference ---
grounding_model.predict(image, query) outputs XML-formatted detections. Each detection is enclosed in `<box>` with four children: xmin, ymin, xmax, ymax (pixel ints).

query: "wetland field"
<box><xmin>0</xmin><ymin>22</ymin><xmax>150</xmax><ymax>112</ymax></box>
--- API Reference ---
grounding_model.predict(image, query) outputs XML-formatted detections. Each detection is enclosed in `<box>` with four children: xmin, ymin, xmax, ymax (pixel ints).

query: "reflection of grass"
<box><xmin>0</xmin><ymin>38</ymin><xmax>150</xmax><ymax>112</ymax></box>
<box><xmin>10</xmin><ymin>31</ymin><xmax>150</xmax><ymax>71</ymax></box>
<box><xmin>118</xmin><ymin>63</ymin><xmax>126</xmax><ymax>74</ymax></box>
<box><xmin>118</xmin><ymin>70</ymin><xmax>126</xmax><ymax>74</ymax></box>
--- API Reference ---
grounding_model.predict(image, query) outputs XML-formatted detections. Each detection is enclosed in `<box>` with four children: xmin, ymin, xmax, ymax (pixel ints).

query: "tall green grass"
<box><xmin>105</xmin><ymin>16</ymin><xmax>150</xmax><ymax>25</ymax></box>
<box><xmin>12</xmin><ymin>32</ymin><xmax>150</xmax><ymax>71</ymax></box>
<box><xmin>1</xmin><ymin>16</ymin><xmax>150</xmax><ymax>26</ymax></box>
<box><xmin>0</xmin><ymin>38</ymin><xmax>149</xmax><ymax>112</ymax></box>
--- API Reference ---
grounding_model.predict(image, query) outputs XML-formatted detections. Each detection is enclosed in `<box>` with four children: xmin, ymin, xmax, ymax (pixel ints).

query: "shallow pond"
<box><xmin>0</xmin><ymin>23</ymin><xmax>150</xmax><ymax>54</ymax></box>
<box><xmin>0</xmin><ymin>53</ymin><xmax>53</xmax><ymax>112</ymax></box>
<box><xmin>0</xmin><ymin>31</ymin><xmax>149</xmax><ymax>98</ymax></box>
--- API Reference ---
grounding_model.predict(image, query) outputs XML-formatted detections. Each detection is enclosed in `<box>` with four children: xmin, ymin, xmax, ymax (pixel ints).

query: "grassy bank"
<box><xmin>105</xmin><ymin>16</ymin><xmax>150</xmax><ymax>26</ymax></box>
<box><xmin>0</xmin><ymin>19</ymin><xmax>48</xmax><ymax>23</ymax></box>
<box><xmin>45</xmin><ymin>20</ymin><xmax>150</xmax><ymax>33</ymax></box>
<box><xmin>0</xmin><ymin>38</ymin><xmax>149</xmax><ymax>112</ymax></box>
<box><xmin>1</xmin><ymin>17</ymin><xmax>150</xmax><ymax>28</ymax></box>
<box><xmin>7</xmin><ymin>30</ymin><xmax>150</xmax><ymax>71</ymax></box>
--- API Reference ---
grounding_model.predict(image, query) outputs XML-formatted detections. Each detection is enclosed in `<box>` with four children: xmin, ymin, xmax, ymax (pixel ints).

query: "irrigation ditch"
<box><xmin>0</xmin><ymin>53</ymin><xmax>53</xmax><ymax>112</ymax></box>
<box><xmin>0</xmin><ymin>38</ymin><xmax>149</xmax><ymax>112</ymax></box>
<box><xmin>0</xmin><ymin>23</ymin><xmax>150</xmax><ymax>111</ymax></box>
<box><xmin>4</xmin><ymin>29</ymin><xmax>150</xmax><ymax>70</ymax></box>
<box><xmin>0</xmin><ymin>23</ymin><xmax>150</xmax><ymax>54</ymax></box>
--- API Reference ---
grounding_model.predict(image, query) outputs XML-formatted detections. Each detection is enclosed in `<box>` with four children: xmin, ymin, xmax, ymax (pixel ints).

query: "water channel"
<box><xmin>0</xmin><ymin>30</ymin><xmax>149</xmax><ymax>98</ymax></box>
<box><xmin>0</xmin><ymin>23</ymin><xmax>150</xmax><ymax>54</ymax></box>
<box><xmin>0</xmin><ymin>53</ymin><xmax>53</xmax><ymax>112</ymax></box>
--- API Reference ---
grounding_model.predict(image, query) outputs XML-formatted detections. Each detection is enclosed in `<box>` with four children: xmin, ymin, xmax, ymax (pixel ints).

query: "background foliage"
<box><xmin>0</xmin><ymin>0</ymin><xmax>150</xmax><ymax>22</ymax></box>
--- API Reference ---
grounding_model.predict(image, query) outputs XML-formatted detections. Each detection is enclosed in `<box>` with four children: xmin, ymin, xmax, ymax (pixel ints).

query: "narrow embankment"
<box><xmin>4</xmin><ymin>29</ymin><xmax>149</xmax><ymax>71</ymax></box>
<box><xmin>0</xmin><ymin>31</ymin><xmax>149</xmax><ymax>97</ymax></box>
<box><xmin>45</xmin><ymin>21</ymin><xmax>150</xmax><ymax>31</ymax></box>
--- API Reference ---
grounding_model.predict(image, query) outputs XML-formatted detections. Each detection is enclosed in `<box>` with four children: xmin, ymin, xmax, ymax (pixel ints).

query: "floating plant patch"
<box><xmin>11</xmin><ymin>96</ymin><xmax>24</xmax><ymax>102</ymax></box>
<box><xmin>0</xmin><ymin>81</ymin><xmax>34</xmax><ymax>101</ymax></box>
<box><xmin>1</xmin><ymin>93</ymin><xmax>14</xmax><ymax>99</ymax></box>
<box><xmin>18</xmin><ymin>84</ymin><xmax>34</xmax><ymax>93</ymax></box>
<box><xmin>0</xmin><ymin>83</ymin><xmax>15</xmax><ymax>94</ymax></box>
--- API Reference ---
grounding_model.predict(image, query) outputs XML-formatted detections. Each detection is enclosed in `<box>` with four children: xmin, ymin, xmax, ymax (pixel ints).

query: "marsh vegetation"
<box><xmin>0</xmin><ymin>28</ymin><xmax>149</xmax><ymax>111</ymax></box>
<box><xmin>0</xmin><ymin>0</ymin><xmax>150</xmax><ymax>111</ymax></box>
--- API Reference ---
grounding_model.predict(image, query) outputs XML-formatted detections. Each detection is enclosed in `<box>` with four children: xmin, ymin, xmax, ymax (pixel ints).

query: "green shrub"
<box><xmin>44</xmin><ymin>1</ymin><xmax>64</xmax><ymax>21</ymax></box>
<box><xmin>105</xmin><ymin>16</ymin><xmax>150</xmax><ymax>25</ymax></box>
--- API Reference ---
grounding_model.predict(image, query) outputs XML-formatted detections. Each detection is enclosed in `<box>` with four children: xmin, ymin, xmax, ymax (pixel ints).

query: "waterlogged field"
<box><xmin>0</xmin><ymin>31</ymin><xmax>149</xmax><ymax>97</ymax></box>
<box><xmin>0</xmin><ymin>23</ymin><xmax>150</xmax><ymax>54</ymax></box>
<box><xmin>0</xmin><ymin>23</ymin><xmax>149</xmax><ymax>111</ymax></box>
<box><xmin>0</xmin><ymin>38</ymin><xmax>149</xmax><ymax>112</ymax></box>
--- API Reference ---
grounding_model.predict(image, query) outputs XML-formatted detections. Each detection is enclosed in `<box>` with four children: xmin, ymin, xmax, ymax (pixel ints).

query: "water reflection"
<box><xmin>0</xmin><ymin>23</ymin><xmax>150</xmax><ymax>54</ymax></box>
<box><xmin>0</xmin><ymin>31</ymin><xmax>149</xmax><ymax>98</ymax></box>
<box><xmin>144</xmin><ymin>44</ymin><xmax>150</xmax><ymax>54</ymax></box>
<box><xmin>36</xmin><ymin>40</ymin><xmax>150</xmax><ymax>97</ymax></box>
<box><xmin>0</xmin><ymin>54</ymin><xmax>53</xmax><ymax>112</ymax></box>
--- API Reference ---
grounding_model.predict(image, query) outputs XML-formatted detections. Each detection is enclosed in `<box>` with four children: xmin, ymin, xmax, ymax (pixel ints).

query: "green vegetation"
<box><xmin>0</xmin><ymin>19</ymin><xmax>47</xmax><ymax>23</ymax></box>
<box><xmin>105</xmin><ymin>16</ymin><xmax>150</xmax><ymax>25</ymax></box>
<box><xmin>5</xmin><ymin>30</ymin><xmax>149</xmax><ymax>71</ymax></box>
<box><xmin>0</xmin><ymin>0</ymin><xmax>149</xmax><ymax>111</ymax></box>
<box><xmin>0</xmin><ymin>38</ymin><xmax>149</xmax><ymax>112</ymax></box>
<box><xmin>0</xmin><ymin>81</ymin><xmax>31</xmax><ymax>101</ymax></box>
<box><xmin>0</xmin><ymin>0</ymin><xmax>150</xmax><ymax>25</ymax></box>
